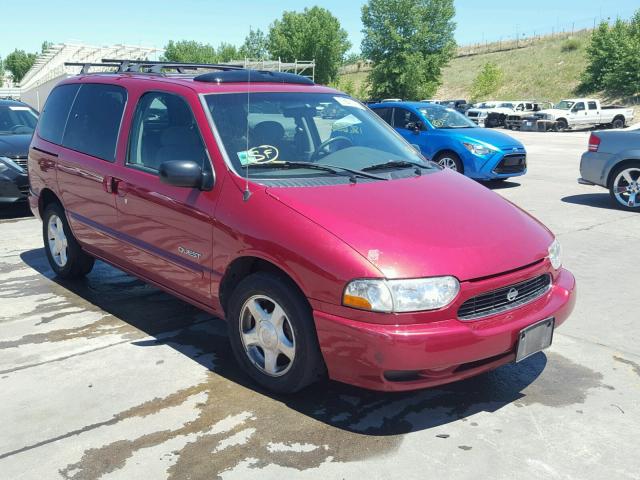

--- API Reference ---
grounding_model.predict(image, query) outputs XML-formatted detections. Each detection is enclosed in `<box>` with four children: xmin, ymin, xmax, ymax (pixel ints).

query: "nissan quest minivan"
<box><xmin>28</xmin><ymin>61</ymin><xmax>576</xmax><ymax>393</ymax></box>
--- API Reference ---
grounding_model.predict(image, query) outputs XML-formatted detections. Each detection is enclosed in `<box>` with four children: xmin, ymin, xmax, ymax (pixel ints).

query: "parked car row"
<box><xmin>22</xmin><ymin>60</ymin><xmax>575</xmax><ymax>394</ymax></box>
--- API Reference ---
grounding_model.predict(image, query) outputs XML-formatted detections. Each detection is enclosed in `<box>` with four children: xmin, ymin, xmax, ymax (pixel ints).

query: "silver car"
<box><xmin>579</xmin><ymin>129</ymin><xmax>640</xmax><ymax>211</ymax></box>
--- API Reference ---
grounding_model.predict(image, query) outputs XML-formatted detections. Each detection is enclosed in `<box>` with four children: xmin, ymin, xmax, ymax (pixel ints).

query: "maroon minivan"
<box><xmin>28</xmin><ymin>61</ymin><xmax>575</xmax><ymax>393</ymax></box>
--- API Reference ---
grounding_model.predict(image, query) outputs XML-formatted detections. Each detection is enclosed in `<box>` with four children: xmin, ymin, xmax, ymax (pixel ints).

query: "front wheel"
<box><xmin>227</xmin><ymin>272</ymin><xmax>325</xmax><ymax>393</ymax></box>
<box><xmin>612</xmin><ymin>117</ymin><xmax>625</xmax><ymax>129</ymax></box>
<box><xmin>42</xmin><ymin>203</ymin><xmax>95</xmax><ymax>278</ymax></box>
<box><xmin>609</xmin><ymin>162</ymin><xmax>640</xmax><ymax>211</ymax></box>
<box><xmin>555</xmin><ymin>119</ymin><xmax>568</xmax><ymax>131</ymax></box>
<box><xmin>434</xmin><ymin>152</ymin><xmax>463</xmax><ymax>173</ymax></box>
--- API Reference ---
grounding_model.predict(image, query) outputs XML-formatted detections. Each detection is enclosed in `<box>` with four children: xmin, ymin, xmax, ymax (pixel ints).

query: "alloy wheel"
<box><xmin>47</xmin><ymin>214</ymin><xmax>68</xmax><ymax>267</ymax></box>
<box><xmin>239</xmin><ymin>295</ymin><xmax>296</xmax><ymax>377</ymax></box>
<box><xmin>438</xmin><ymin>157</ymin><xmax>458</xmax><ymax>171</ymax></box>
<box><xmin>613</xmin><ymin>168</ymin><xmax>640</xmax><ymax>208</ymax></box>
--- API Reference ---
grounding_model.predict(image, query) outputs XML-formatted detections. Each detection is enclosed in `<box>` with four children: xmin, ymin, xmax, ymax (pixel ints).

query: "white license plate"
<box><xmin>516</xmin><ymin>318</ymin><xmax>554</xmax><ymax>362</ymax></box>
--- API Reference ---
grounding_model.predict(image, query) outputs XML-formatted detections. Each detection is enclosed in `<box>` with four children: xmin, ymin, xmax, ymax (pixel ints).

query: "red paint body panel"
<box><xmin>28</xmin><ymin>73</ymin><xmax>577</xmax><ymax>392</ymax></box>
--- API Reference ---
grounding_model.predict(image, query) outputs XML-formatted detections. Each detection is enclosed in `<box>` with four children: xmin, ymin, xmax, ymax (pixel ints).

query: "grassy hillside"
<box><xmin>339</xmin><ymin>32</ymin><xmax>591</xmax><ymax>103</ymax></box>
<box><xmin>436</xmin><ymin>32</ymin><xmax>590</xmax><ymax>102</ymax></box>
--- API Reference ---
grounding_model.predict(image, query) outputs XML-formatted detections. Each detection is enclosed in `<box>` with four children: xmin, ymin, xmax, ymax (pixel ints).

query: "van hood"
<box><xmin>437</xmin><ymin>127</ymin><xmax>524</xmax><ymax>149</ymax></box>
<box><xmin>267</xmin><ymin>170</ymin><xmax>553</xmax><ymax>281</ymax></box>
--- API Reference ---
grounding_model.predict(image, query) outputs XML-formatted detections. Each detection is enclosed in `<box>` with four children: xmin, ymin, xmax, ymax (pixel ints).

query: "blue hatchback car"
<box><xmin>370</xmin><ymin>101</ymin><xmax>527</xmax><ymax>180</ymax></box>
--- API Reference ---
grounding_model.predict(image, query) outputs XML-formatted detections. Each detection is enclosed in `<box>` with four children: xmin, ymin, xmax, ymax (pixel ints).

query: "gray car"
<box><xmin>579</xmin><ymin>128</ymin><xmax>640</xmax><ymax>211</ymax></box>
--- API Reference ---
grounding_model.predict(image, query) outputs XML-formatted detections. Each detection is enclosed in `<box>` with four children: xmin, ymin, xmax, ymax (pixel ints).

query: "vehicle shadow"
<box><xmin>562</xmin><ymin>193</ymin><xmax>622</xmax><ymax>211</ymax></box>
<box><xmin>19</xmin><ymin>247</ymin><xmax>547</xmax><ymax>436</ymax></box>
<box><xmin>0</xmin><ymin>203</ymin><xmax>32</xmax><ymax>220</ymax></box>
<box><xmin>480</xmin><ymin>179</ymin><xmax>521</xmax><ymax>190</ymax></box>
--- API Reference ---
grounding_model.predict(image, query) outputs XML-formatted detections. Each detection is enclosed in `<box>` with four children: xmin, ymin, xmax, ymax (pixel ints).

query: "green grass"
<box><xmin>435</xmin><ymin>32</ymin><xmax>591</xmax><ymax>103</ymax></box>
<box><xmin>339</xmin><ymin>31</ymin><xmax>591</xmax><ymax>103</ymax></box>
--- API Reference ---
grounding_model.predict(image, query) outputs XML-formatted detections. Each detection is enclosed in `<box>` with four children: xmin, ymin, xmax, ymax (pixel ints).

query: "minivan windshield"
<box><xmin>418</xmin><ymin>105</ymin><xmax>477</xmax><ymax>129</ymax></box>
<box><xmin>205</xmin><ymin>92</ymin><xmax>429</xmax><ymax>178</ymax></box>
<box><xmin>0</xmin><ymin>105</ymin><xmax>38</xmax><ymax>135</ymax></box>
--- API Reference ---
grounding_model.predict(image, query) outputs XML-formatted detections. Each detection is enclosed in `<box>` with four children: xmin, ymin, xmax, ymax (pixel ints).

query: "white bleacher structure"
<box><xmin>19</xmin><ymin>43</ymin><xmax>162</xmax><ymax>110</ymax></box>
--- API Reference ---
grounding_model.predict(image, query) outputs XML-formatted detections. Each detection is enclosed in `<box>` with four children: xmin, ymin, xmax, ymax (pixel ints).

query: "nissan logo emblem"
<box><xmin>507</xmin><ymin>288</ymin><xmax>519</xmax><ymax>302</ymax></box>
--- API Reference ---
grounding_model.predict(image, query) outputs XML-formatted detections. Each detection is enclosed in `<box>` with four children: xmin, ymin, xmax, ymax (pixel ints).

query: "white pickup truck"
<box><xmin>466</xmin><ymin>101</ymin><xmax>537</xmax><ymax>128</ymax></box>
<box><xmin>533</xmin><ymin>99</ymin><xmax>634</xmax><ymax>131</ymax></box>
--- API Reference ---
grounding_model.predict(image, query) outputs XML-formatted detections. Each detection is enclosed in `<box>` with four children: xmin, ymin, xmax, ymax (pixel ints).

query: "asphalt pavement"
<box><xmin>1</xmin><ymin>130</ymin><xmax>639</xmax><ymax>480</ymax></box>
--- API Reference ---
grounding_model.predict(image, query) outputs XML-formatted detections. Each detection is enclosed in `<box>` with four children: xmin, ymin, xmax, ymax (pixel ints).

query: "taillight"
<box><xmin>588</xmin><ymin>133</ymin><xmax>601</xmax><ymax>152</ymax></box>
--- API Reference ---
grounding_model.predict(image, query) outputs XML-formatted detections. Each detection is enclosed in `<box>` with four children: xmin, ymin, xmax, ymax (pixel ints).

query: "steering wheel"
<box><xmin>311</xmin><ymin>136</ymin><xmax>353</xmax><ymax>160</ymax></box>
<box><xmin>10</xmin><ymin>125</ymin><xmax>27</xmax><ymax>134</ymax></box>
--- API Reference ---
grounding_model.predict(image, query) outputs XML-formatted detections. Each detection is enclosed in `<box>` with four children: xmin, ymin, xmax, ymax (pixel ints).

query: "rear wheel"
<box><xmin>609</xmin><ymin>162</ymin><xmax>640</xmax><ymax>211</ymax></box>
<box><xmin>42</xmin><ymin>203</ymin><xmax>94</xmax><ymax>278</ymax></box>
<box><xmin>612</xmin><ymin>117</ymin><xmax>625</xmax><ymax>129</ymax></box>
<box><xmin>434</xmin><ymin>152</ymin><xmax>463</xmax><ymax>173</ymax></box>
<box><xmin>227</xmin><ymin>272</ymin><xmax>325</xmax><ymax>393</ymax></box>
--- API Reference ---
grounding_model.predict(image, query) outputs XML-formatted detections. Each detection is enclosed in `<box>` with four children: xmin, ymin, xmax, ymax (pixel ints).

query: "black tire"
<box><xmin>434</xmin><ymin>152</ymin><xmax>464</xmax><ymax>173</ymax></box>
<box><xmin>612</xmin><ymin>117</ymin><xmax>625</xmax><ymax>129</ymax></box>
<box><xmin>42</xmin><ymin>202</ymin><xmax>94</xmax><ymax>279</ymax></box>
<box><xmin>555</xmin><ymin>118</ymin><xmax>568</xmax><ymax>131</ymax></box>
<box><xmin>227</xmin><ymin>272</ymin><xmax>325</xmax><ymax>394</ymax></box>
<box><xmin>608</xmin><ymin>161</ymin><xmax>640</xmax><ymax>212</ymax></box>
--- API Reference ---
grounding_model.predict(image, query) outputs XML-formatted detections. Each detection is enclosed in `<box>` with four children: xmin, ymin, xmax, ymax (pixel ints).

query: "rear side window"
<box><xmin>127</xmin><ymin>92</ymin><xmax>207</xmax><ymax>172</ymax></box>
<box><xmin>373</xmin><ymin>107</ymin><xmax>392</xmax><ymax>125</ymax></box>
<box><xmin>62</xmin><ymin>84</ymin><xmax>127</xmax><ymax>162</ymax></box>
<box><xmin>588</xmin><ymin>101</ymin><xmax>598</xmax><ymax>110</ymax></box>
<box><xmin>38</xmin><ymin>84</ymin><xmax>80</xmax><ymax>144</ymax></box>
<box><xmin>393</xmin><ymin>108</ymin><xmax>421</xmax><ymax>129</ymax></box>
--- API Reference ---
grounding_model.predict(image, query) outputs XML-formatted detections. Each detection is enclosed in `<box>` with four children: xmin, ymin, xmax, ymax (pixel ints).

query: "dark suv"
<box><xmin>28</xmin><ymin>60</ymin><xmax>575</xmax><ymax>394</ymax></box>
<box><xmin>0</xmin><ymin>99</ymin><xmax>38</xmax><ymax>204</ymax></box>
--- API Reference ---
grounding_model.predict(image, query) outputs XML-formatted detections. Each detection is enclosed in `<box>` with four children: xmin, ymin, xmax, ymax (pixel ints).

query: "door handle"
<box><xmin>103</xmin><ymin>176</ymin><xmax>122</xmax><ymax>194</ymax></box>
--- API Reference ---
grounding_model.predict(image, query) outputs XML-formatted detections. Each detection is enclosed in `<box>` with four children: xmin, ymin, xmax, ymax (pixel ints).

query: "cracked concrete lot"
<box><xmin>1</xmin><ymin>130</ymin><xmax>639</xmax><ymax>480</ymax></box>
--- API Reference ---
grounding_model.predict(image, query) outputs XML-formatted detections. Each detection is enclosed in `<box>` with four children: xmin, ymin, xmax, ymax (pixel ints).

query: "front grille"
<box><xmin>494</xmin><ymin>154</ymin><xmax>527</xmax><ymax>174</ymax></box>
<box><xmin>13</xmin><ymin>157</ymin><xmax>28</xmax><ymax>169</ymax></box>
<box><xmin>458</xmin><ymin>274</ymin><xmax>552</xmax><ymax>320</ymax></box>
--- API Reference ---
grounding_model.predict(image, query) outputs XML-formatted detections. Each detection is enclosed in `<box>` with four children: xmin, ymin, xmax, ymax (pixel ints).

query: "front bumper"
<box><xmin>0</xmin><ymin>172</ymin><xmax>29</xmax><ymax>203</ymax></box>
<box><xmin>314</xmin><ymin>267</ymin><xmax>576</xmax><ymax>392</ymax></box>
<box><xmin>466</xmin><ymin>151</ymin><xmax>527</xmax><ymax>180</ymax></box>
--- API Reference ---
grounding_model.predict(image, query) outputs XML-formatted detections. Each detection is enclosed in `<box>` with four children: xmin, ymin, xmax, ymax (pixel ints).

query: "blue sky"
<box><xmin>1</xmin><ymin>0</ymin><xmax>638</xmax><ymax>58</ymax></box>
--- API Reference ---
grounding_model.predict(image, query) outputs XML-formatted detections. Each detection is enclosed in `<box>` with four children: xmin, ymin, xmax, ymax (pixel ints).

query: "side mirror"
<box><xmin>159</xmin><ymin>161</ymin><xmax>212</xmax><ymax>190</ymax></box>
<box><xmin>406</xmin><ymin>121</ymin><xmax>423</xmax><ymax>133</ymax></box>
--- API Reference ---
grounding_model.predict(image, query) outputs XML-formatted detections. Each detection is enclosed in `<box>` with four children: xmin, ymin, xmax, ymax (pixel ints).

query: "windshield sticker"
<box><xmin>238</xmin><ymin>145</ymin><xmax>279</xmax><ymax>165</ymax></box>
<box><xmin>9</xmin><ymin>106</ymin><xmax>31</xmax><ymax>111</ymax></box>
<box><xmin>334</xmin><ymin>96</ymin><xmax>365</xmax><ymax>110</ymax></box>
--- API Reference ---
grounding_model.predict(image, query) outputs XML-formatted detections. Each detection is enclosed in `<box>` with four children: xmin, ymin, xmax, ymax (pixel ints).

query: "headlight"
<box><xmin>548</xmin><ymin>239</ymin><xmax>562</xmax><ymax>270</ymax></box>
<box><xmin>343</xmin><ymin>277</ymin><xmax>460</xmax><ymax>313</ymax></box>
<box><xmin>462</xmin><ymin>142</ymin><xmax>494</xmax><ymax>156</ymax></box>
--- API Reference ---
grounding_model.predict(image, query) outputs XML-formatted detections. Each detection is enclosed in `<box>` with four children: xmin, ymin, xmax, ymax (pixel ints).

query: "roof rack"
<box><xmin>64</xmin><ymin>59</ymin><xmax>247</xmax><ymax>75</ymax></box>
<box><xmin>63</xmin><ymin>59</ymin><xmax>315</xmax><ymax>84</ymax></box>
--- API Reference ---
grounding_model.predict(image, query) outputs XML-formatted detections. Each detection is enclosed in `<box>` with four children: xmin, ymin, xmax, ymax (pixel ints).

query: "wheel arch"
<box><xmin>606</xmin><ymin>158</ymin><xmax>640</xmax><ymax>189</ymax></box>
<box><xmin>39</xmin><ymin>188</ymin><xmax>63</xmax><ymax>217</ymax></box>
<box><xmin>433</xmin><ymin>149</ymin><xmax>464</xmax><ymax>174</ymax></box>
<box><xmin>219</xmin><ymin>255</ymin><xmax>308</xmax><ymax>316</ymax></box>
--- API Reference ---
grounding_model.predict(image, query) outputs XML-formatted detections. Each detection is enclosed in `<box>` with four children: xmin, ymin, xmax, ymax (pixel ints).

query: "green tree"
<box><xmin>268</xmin><ymin>6</ymin><xmax>351</xmax><ymax>84</ymax></box>
<box><xmin>5</xmin><ymin>49</ymin><xmax>37</xmax><ymax>84</ymax></box>
<box><xmin>239</xmin><ymin>28</ymin><xmax>269</xmax><ymax>59</ymax></box>
<box><xmin>41</xmin><ymin>41</ymin><xmax>54</xmax><ymax>53</ymax></box>
<box><xmin>579</xmin><ymin>11</ymin><xmax>640</xmax><ymax>97</ymax></box>
<box><xmin>0</xmin><ymin>57</ymin><xmax>4</xmax><ymax>81</ymax></box>
<box><xmin>162</xmin><ymin>40</ymin><xmax>218</xmax><ymax>63</ymax></box>
<box><xmin>216</xmin><ymin>42</ymin><xmax>238</xmax><ymax>62</ymax></box>
<box><xmin>470</xmin><ymin>62</ymin><xmax>503</xmax><ymax>101</ymax></box>
<box><xmin>361</xmin><ymin>0</ymin><xmax>456</xmax><ymax>99</ymax></box>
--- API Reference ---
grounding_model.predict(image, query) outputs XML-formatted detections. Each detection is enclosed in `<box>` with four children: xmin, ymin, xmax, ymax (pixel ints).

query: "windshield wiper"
<box><xmin>362</xmin><ymin>160</ymin><xmax>430</xmax><ymax>175</ymax></box>
<box><xmin>247</xmin><ymin>161</ymin><xmax>388</xmax><ymax>182</ymax></box>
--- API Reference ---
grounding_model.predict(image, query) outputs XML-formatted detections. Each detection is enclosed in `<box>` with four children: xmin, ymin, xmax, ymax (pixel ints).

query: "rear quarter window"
<box><xmin>62</xmin><ymin>84</ymin><xmax>127</xmax><ymax>162</ymax></box>
<box><xmin>37</xmin><ymin>84</ymin><xmax>80</xmax><ymax>144</ymax></box>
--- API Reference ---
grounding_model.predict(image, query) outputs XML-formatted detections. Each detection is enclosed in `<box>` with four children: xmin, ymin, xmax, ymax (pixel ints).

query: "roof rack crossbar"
<box><xmin>65</xmin><ymin>62</ymin><xmax>121</xmax><ymax>74</ymax></box>
<box><xmin>101</xmin><ymin>59</ymin><xmax>246</xmax><ymax>73</ymax></box>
